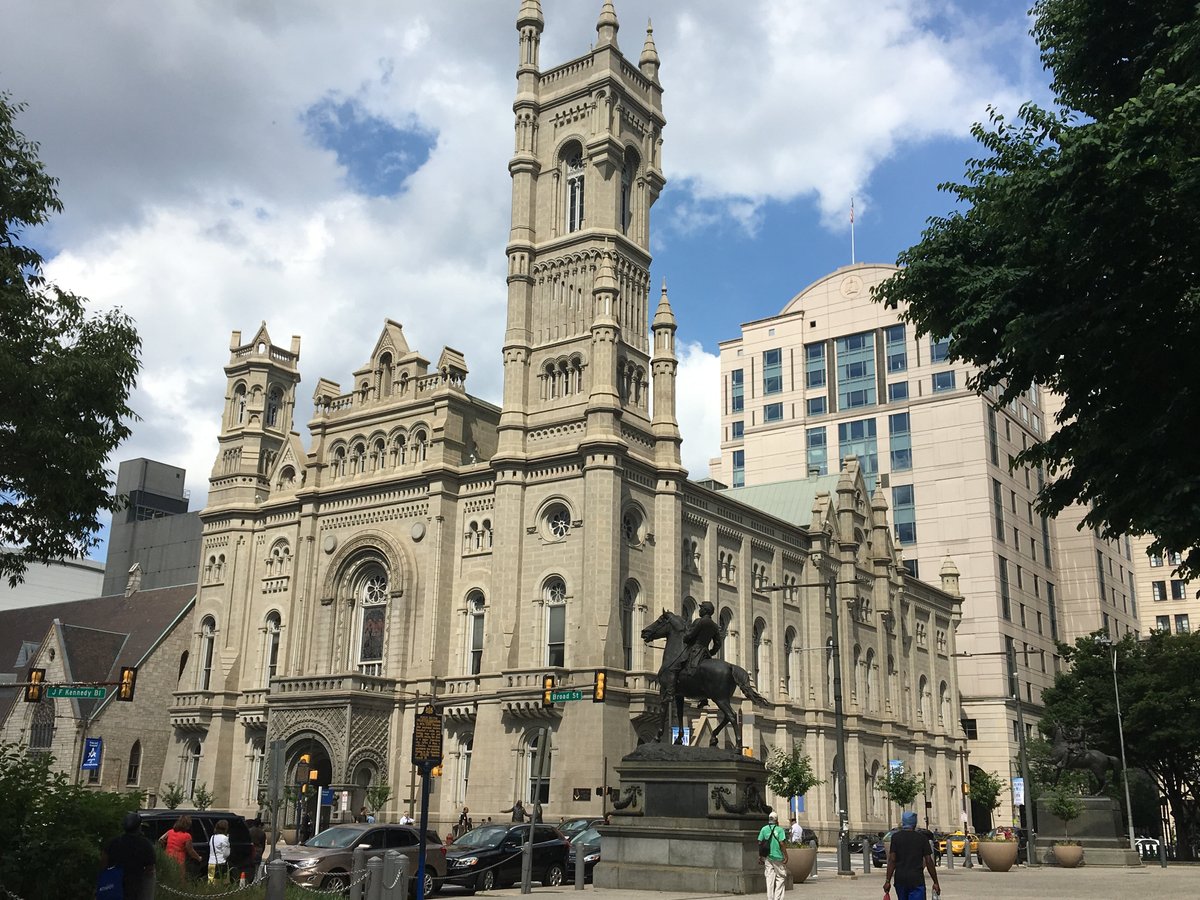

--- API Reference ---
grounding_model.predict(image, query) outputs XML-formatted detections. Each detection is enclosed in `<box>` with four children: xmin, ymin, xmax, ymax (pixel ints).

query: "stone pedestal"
<box><xmin>1035</xmin><ymin>796</ymin><xmax>1142</xmax><ymax>866</ymax></box>
<box><xmin>593</xmin><ymin>745</ymin><xmax>776</xmax><ymax>894</ymax></box>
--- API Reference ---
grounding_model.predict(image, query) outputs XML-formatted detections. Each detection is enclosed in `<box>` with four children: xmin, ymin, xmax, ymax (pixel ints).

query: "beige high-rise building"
<box><xmin>158</xmin><ymin>3</ymin><xmax>969</xmax><ymax>850</ymax></box>
<box><xmin>1132</xmin><ymin>536</ymin><xmax>1195</xmax><ymax>636</ymax></box>
<box><xmin>710</xmin><ymin>263</ymin><xmax>1139</xmax><ymax>828</ymax></box>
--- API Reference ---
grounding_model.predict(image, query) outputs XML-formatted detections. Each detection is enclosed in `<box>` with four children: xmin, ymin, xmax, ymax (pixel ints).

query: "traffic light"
<box><xmin>117</xmin><ymin>666</ymin><xmax>137</xmax><ymax>701</ymax></box>
<box><xmin>296</xmin><ymin>753</ymin><xmax>311</xmax><ymax>784</ymax></box>
<box><xmin>431</xmin><ymin>765</ymin><xmax>443</xmax><ymax>778</ymax></box>
<box><xmin>542</xmin><ymin>674</ymin><xmax>555</xmax><ymax>707</ymax></box>
<box><xmin>592</xmin><ymin>670</ymin><xmax>606</xmax><ymax>703</ymax></box>
<box><xmin>24</xmin><ymin>668</ymin><xmax>45</xmax><ymax>703</ymax></box>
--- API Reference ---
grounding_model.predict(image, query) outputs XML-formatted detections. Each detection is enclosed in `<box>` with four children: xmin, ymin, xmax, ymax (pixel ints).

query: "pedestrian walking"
<box><xmin>99</xmin><ymin>811</ymin><xmax>156</xmax><ymax>900</ymax></box>
<box><xmin>456</xmin><ymin>806</ymin><xmax>473</xmax><ymax>837</ymax></box>
<box><xmin>757</xmin><ymin>810</ymin><xmax>788</xmax><ymax>900</ymax></box>
<box><xmin>884</xmin><ymin>811</ymin><xmax>942</xmax><ymax>900</ymax></box>
<box><xmin>158</xmin><ymin>814</ymin><xmax>203</xmax><ymax>875</ymax></box>
<box><xmin>208</xmin><ymin>819</ymin><xmax>231</xmax><ymax>882</ymax></box>
<box><xmin>501</xmin><ymin>799</ymin><xmax>528</xmax><ymax>822</ymax></box>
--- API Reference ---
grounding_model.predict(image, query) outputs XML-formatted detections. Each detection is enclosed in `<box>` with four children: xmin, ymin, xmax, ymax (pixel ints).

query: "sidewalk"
<box><xmin>479</xmin><ymin>862</ymin><xmax>1198</xmax><ymax>900</ymax></box>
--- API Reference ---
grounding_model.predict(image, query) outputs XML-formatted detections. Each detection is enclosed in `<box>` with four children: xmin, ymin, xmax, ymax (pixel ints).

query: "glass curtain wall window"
<box><xmin>731</xmin><ymin>420</ymin><xmax>744</xmax><ymax>439</ymax></box>
<box><xmin>887</xmin><ymin>382</ymin><xmax>909</xmax><ymax>403</ymax></box>
<box><xmin>545</xmin><ymin>578</ymin><xmax>567</xmax><ymax>667</ymax></box>
<box><xmin>730</xmin><ymin>369</ymin><xmax>744</xmax><ymax>413</ymax></box>
<box><xmin>836</xmin><ymin>332</ymin><xmax>876</xmax><ymax>410</ymax></box>
<box><xmin>732</xmin><ymin>449</ymin><xmax>745</xmax><ymax>487</ymax></box>
<box><xmin>805</xmin><ymin>343</ymin><xmax>826</xmax><ymax>389</ymax></box>
<box><xmin>807</xmin><ymin>396</ymin><xmax>827</xmax><ymax>416</ymax></box>
<box><xmin>357</xmin><ymin>568</ymin><xmax>389</xmax><ymax>676</ymax></box>
<box><xmin>764</xmin><ymin>402</ymin><xmax>783</xmax><ymax>423</ymax></box>
<box><xmin>999</xmin><ymin>558</ymin><xmax>1012</xmax><ymax>620</ymax></box>
<box><xmin>884</xmin><ymin>324</ymin><xmax>907</xmax><ymax>372</ymax></box>
<box><xmin>930</xmin><ymin>336</ymin><xmax>951</xmax><ymax>363</ymax></box>
<box><xmin>932</xmin><ymin>371</ymin><xmax>956</xmax><ymax>392</ymax></box>
<box><xmin>806</xmin><ymin>427</ymin><xmax>828</xmax><ymax>476</ymax></box>
<box><xmin>763</xmin><ymin>349</ymin><xmax>783</xmax><ymax>395</ymax></box>
<box><xmin>888</xmin><ymin>412</ymin><xmax>912</xmax><ymax>471</ymax></box>
<box><xmin>892</xmin><ymin>485</ymin><xmax>916</xmax><ymax>544</ymax></box>
<box><xmin>837</xmin><ymin>418</ymin><xmax>879</xmax><ymax>485</ymax></box>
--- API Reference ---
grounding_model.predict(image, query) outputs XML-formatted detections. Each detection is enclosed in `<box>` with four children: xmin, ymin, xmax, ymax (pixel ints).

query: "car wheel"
<box><xmin>543</xmin><ymin>863</ymin><xmax>565</xmax><ymax>887</ymax></box>
<box><xmin>478</xmin><ymin>869</ymin><xmax>497</xmax><ymax>892</ymax></box>
<box><xmin>321</xmin><ymin>871</ymin><xmax>350</xmax><ymax>893</ymax></box>
<box><xmin>425</xmin><ymin>873</ymin><xmax>440</xmax><ymax>896</ymax></box>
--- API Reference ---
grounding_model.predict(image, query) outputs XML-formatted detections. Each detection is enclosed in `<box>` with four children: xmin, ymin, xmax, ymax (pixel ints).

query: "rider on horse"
<box><xmin>663</xmin><ymin>600</ymin><xmax>722</xmax><ymax>700</ymax></box>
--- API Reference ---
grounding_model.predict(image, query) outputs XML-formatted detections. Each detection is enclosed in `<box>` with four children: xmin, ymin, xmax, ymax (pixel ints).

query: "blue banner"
<box><xmin>82</xmin><ymin>737</ymin><xmax>103</xmax><ymax>771</ymax></box>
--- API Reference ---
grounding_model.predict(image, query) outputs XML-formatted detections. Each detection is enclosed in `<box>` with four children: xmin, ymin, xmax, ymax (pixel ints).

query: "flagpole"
<box><xmin>850</xmin><ymin>197</ymin><xmax>856</xmax><ymax>265</ymax></box>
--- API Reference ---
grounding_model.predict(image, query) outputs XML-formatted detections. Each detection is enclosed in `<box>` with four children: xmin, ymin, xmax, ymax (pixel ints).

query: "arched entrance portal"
<box><xmin>286</xmin><ymin>735</ymin><xmax>334</xmax><ymax>834</ymax></box>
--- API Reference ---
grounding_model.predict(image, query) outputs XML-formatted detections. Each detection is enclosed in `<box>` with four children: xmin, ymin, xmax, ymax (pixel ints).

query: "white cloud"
<box><xmin>3</xmin><ymin>0</ymin><xmax>1040</xmax><ymax>514</ymax></box>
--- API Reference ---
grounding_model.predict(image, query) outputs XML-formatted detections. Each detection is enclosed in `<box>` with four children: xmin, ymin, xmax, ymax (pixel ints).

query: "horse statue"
<box><xmin>641</xmin><ymin>609</ymin><xmax>770</xmax><ymax>750</ymax></box>
<box><xmin>1049</xmin><ymin>725</ymin><xmax>1120</xmax><ymax>795</ymax></box>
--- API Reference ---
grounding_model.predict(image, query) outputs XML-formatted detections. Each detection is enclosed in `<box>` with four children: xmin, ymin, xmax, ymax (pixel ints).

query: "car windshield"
<box><xmin>573</xmin><ymin>828</ymin><xmax>601</xmax><ymax>845</ymax></box>
<box><xmin>452</xmin><ymin>825</ymin><xmax>512</xmax><ymax>849</ymax></box>
<box><xmin>304</xmin><ymin>826</ymin><xmax>366</xmax><ymax>849</ymax></box>
<box><xmin>561</xmin><ymin>820</ymin><xmax>591</xmax><ymax>837</ymax></box>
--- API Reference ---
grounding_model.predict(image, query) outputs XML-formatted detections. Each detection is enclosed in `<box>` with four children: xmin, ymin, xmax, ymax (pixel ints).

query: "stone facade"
<box><xmin>163</xmin><ymin>1</ymin><xmax>967</xmax><ymax>842</ymax></box>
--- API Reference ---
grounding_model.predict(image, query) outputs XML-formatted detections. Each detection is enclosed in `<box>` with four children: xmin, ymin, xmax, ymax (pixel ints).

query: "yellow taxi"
<box><xmin>937</xmin><ymin>831</ymin><xmax>979</xmax><ymax>856</ymax></box>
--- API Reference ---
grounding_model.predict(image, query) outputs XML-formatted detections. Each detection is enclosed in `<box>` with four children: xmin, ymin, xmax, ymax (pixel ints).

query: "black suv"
<box><xmin>138</xmin><ymin>809</ymin><xmax>253</xmax><ymax>880</ymax></box>
<box><xmin>445</xmin><ymin>823</ymin><xmax>569</xmax><ymax>893</ymax></box>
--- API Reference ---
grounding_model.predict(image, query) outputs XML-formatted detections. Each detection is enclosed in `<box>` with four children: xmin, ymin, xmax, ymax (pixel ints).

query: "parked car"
<box><xmin>559</xmin><ymin>817</ymin><xmax>603</xmax><ymax>842</ymax></box>
<box><xmin>278</xmin><ymin>823</ymin><xmax>446</xmax><ymax>895</ymax></box>
<box><xmin>871</xmin><ymin>829</ymin><xmax>897</xmax><ymax>868</ymax></box>
<box><xmin>937</xmin><ymin>831</ymin><xmax>979</xmax><ymax>857</ymax></box>
<box><xmin>444</xmin><ymin>823</ymin><xmax>569</xmax><ymax>893</ymax></box>
<box><xmin>849</xmin><ymin>833</ymin><xmax>874</xmax><ymax>853</ymax></box>
<box><xmin>139</xmin><ymin>809</ymin><xmax>253</xmax><ymax>881</ymax></box>
<box><xmin>984</xmin><ymin>826</ymin><xmax>1027</xmax><ymax>864</ymax></box>
<box><xmin>566</xmin><ymin>827</ymin><xmax>602</xmax><ymax>882</ymax></box>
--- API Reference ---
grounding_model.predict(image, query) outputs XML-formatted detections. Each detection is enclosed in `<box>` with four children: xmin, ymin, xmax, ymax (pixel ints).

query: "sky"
<box><xmin>1</xmin><ymin>0</ymin><xmax>1051</xmax><ymax>562</ymax></box>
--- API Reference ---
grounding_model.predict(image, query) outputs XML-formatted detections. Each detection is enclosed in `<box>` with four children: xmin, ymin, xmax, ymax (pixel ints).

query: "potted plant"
<box><xmin>1046</xmin><ymin>786</ymin><xmax>1084</xmax><ymax>867</ymax></box>
<box><xmin>765</xmin><ymin>745</ymin><xmax>823</xmax><ymax>883</ymax></box>
<box><xmin>969</xmin><ymin>771</ymin><xmax>1017</xmax><ymax>871</ymax></box>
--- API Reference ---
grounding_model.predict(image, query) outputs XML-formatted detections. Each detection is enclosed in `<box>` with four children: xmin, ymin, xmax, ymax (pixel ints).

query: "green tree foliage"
<box><xmin>0</xmin><ymin>93</ymin><xmax>141</xmax><ymax>586</ymax></box>
<box><xmin>366</xmin><ymin>777</ymin><xmax>392</xmax><ymax>814</ymax></box>
<box><xmin>967</xmin><ymin>769</ymin><xmax>1007</xmax><ymax>819</ymax></box>
<box><xmin>875</xmin><ymin>766</ymin><xmax>926</xmax><ymax>810</ymax></box>
<box><xmin>1040</xmin><ymin>632</ymin><xmax>1200</xmax><ymax>858</ymax></box>
<box><xmin>193</xmin><ymin>782</ymin><xmax>214</xmax><ymax>811</ymax></box>
<box><xmin>1045</xmin><ymin>784</ymin><xmax>1084</xmax><ymax>843</ymax></box>
<box><xmin>872</xmin><ymin>1</ymin><xmax>1200</xmax><ymax>580</ymax></box>
<box><xmin>765</xmin><ymin>745</ymin><xmax>824</xmax><ymax>814</ymax></box>
<box><xmin>162</xmin><ymin>781</ymin><xmax>185</xmax><ymax>810</ymax></box>
<box><xmin>0</xmin><ymin>743</ymin><xmax>140</xmax><ymax>897</ymax></box>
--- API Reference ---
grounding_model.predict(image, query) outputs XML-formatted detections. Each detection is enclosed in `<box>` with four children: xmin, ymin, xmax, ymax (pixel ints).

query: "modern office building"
<box><xmin>710</xmin><ymin>262</ymin><xmax>1139</xmax><ymax>827</ymax></box>
<box><xmin>1</xmin><ymin>552</ymin><xmax>104</xmax><ymax>609</ymax></box>
<box><xmin>1132</xmin><ymin>535</ymin><xmax>1195</xmax><ymax>636</ymax></box>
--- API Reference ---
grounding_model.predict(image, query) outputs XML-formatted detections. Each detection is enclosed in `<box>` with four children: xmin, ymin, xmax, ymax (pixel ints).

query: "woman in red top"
<box><xmin>159</xmin><ymin>815</ymin><xmax>203</xmax><ymax>873</ymax></box>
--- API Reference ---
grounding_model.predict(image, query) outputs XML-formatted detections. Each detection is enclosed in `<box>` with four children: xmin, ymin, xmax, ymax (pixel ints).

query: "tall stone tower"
<box><xmin>499</xmin><ymin>0</ymin><xmax>667</xmax><ymax>460</ymax></box>
<box><xmin>207</xmin><ymin>323</ymin><xmax>301</xmax><ymax>509</ymax></box>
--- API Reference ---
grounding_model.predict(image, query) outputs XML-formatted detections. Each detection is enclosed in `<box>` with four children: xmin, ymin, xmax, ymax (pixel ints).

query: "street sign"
<box><xmin>550</xmin><ymin>690</ymin><xmax>583</xmax><ymax>702</ymax></box>
<box><xmin>48</xmin><ymin>685</ymin><xmax>107</xmax><ymax>700</ymax></box>
<box><xmin>82</xmin><ymin>737</ymin><xmax>103</xmax><ymax>770</ymax></box>
<box><xmin>320</xmin><ymin>787</ymin><xmax>335</xmax><ymax>806</ymax></box>
<box><xmin>411</xmin><ymin>704</ymin><xmax>443</xmax><ymax>767</ymax></box>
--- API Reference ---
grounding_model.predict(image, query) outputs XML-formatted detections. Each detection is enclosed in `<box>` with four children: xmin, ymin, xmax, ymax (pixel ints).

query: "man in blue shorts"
<box><xmin>884</xmin><ymin>811</ymin><xmax>942</xmax><ymax>900</ymax></box>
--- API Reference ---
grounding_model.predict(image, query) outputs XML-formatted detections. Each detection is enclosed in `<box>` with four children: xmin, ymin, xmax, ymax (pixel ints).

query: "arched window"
<box><xmin>351</xmin><ymin>442</ymin><xmax>366</xmax><ymax>475</ymax></box>
<box><xmin>185</xmin><ymin>740</ymin><xmax>202</xmax><ymax>799</ymax></box>
<box><xmin>918</xmin><ymin>675</ymin><xmax>930</xmax><ymax>721</ymax></box>
<box><xmin>372</xmin><ymin>439</ymin><xmax>386</xmax><ymax>472</ymax></box>
<box><xmin>29</xmin><ymin>699</ymin><xmax>54</xmax><ymax>750</ymax></box>
<box><xmin>357</xmin><ymin>566</ymin><xmax>388</xmax><ymax>676</ymax></box>
<box><xmin>461</xmin><ymin>735</ymin><xmax>474</xmax><ymax>801</ymax></box>
<box><xmin>413</xmin><ymin>430</ymin><xmax>428</xmax><ymax>462</ymax></box>
<box><xmin>826</xmin><ymin>637</ymin><xmax>835</xmax><ymax>708</ymax></box>
<box><xmin>266</xmin><ymin>386</ymin><xmax>282</xmax><ymax>428</ymax></box>
<box><xmin>564</xmin><ymin>145</ymin><xmax>585</xmax><ymax>233</ymax></box>
<box><xmin>620</xmin><ymin>148</ymin><xmax>638</xmax><ymax>234</ymax></box>
<box><xmin>177</xmin><ymin>650</ymin><xmax>189</xmax><ymax>686</ymax></box>
<box><xmin>621</xmin><ymin>581</ymin><xmax>638</xmax><ymax>669</ymax></box>
<box><xmin>752</xmin><ymin>618</ymin><xmax>766</xmax><ymax>687</ymax></box>
<box><xmin>852</xmin><ymin>645</ymin><xmax>863</xmax><ymax>705</ymax></box>
<box><xmin>939</xmin><ymin>680</ymin><xmax>950</xmax><ymax>726</ymax></box>
<box><xmin>467</xmin><ymin>591</ymin><xmax>486</xmax><ymax>676</ymax></box>
<box><xmin>545</xmin><ymin>577</ymin><xmax>567</xmax><ymax>667</ymax></box>
<box><xmin>718</xmin><ymin>607</ymin><xmax>733</xmax><ymax>662</ymax></box>
<box><xmin>865</xmin><ymin>649</ymin><xmax>877</xmax><ymax>712</ymax></box>
<box><xmin>199</xmin><ymin>616</ymin><xmax>216</xmax><ymax>690</ymax></box>
<box><xmin>481</xmin><ymin>519</ymin><xmax>493</xmax><ymax>549</ymax></box>
<box><xmin>379</xmin><ymin>352</ymin><xmax>394</xmax><ymax>398</ymax></box>
<box><xmin>783</xmin><ymin>627</ymin><xmax>797</xmax><ymax>696</ymax></box>
<box><xmin>264</xmin><ymin>612</ymin><xmax>281</xmax><ymax>686</ymax></box>
<box><xmin>127</xmin><ymin>740</ymin><xmax>142</xmax><ymax>785</ymax></box>
<box><xmin>525</xmin><ymin>731</ymin><xmax>552</xmax><ymax>804</ymax></box>
<box><xmin>393</xmin><ymin>434</ymin><xmax>407</xmax><ymax>466</ymax></box>
<box><xmin>333</xmin><ymin>446</ymin><xmax>346</xmax><ymax>477</ymax></box>
<box><xmin>246</xmin><ymin>738</ymin><xmax>265</xmax><ymax>805</ymax></box>
<box><xmin>232</xmin><ymin>384</ymin><xmax>247</xmax><ymax>426</ymax></box>
<box><xmin>682</xmin><ymin>596</ymin><xmax>696</xmax><ymax>623</ymax></box>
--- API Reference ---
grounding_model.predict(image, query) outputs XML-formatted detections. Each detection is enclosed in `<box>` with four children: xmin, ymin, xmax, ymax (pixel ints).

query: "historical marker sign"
<box><xmin>411</xmin><ymin>704</ymin><xmax>443</xmax><ymax>767</ymax></box>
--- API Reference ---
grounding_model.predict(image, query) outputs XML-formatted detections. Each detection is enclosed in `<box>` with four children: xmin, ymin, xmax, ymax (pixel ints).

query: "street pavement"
<box><xmin>471</xmin><ymin>860</ymin><xmax>1198</xmax><ymax>900</ymax></box>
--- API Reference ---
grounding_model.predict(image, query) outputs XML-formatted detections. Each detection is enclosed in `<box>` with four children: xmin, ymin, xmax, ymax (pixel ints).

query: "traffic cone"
<box><xmin>239</xmin><ymin>872</ymin><xmax>247</xmax><ymax>889</ymax></box>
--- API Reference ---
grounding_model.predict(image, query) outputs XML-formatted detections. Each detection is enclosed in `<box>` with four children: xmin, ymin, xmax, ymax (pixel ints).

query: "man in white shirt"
<box><xmin>790</xmin><ymin>818</ymin><xmax>803</xmax><ymax>843</ymax></box>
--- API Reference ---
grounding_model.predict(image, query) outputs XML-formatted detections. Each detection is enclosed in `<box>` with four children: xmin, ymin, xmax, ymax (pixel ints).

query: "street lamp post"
<box><xmin>1099</xmin><ymin>637</ymin><xmax>1137</xmax><ymax>850</ymax></box>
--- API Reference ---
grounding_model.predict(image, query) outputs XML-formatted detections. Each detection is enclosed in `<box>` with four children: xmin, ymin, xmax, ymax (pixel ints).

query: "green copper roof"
<box><xmin>720</xmin><ymin>475</ymin><xmax>842</xmax><ymax>527</ymax></box>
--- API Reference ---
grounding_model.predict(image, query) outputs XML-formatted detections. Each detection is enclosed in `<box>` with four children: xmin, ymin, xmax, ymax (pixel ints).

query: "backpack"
<box><xmin>758</xmin><ymin>825</ymin><xmax>778</xmax><ymax>857</ymax></box>
<box><xmin>96</xmin><ymin>866</ymin><xmax>124</xmax><ymax>900</ymax></box>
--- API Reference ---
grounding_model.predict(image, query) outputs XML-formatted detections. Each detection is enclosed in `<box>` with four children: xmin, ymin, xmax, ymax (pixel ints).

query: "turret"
<box><xmin>640</xmin><ymin>19</ymin><xmax>661</xmax><ymax>82</ymax></box>
<box><xmin>939</xmin><ymin>556</ymin><xmax>962</xmax><ymax>598</ymax></box>
<box><xmin>596</xmin><ymin>0</ymin><xmax>619</xmax><ymax>48</ymax></box>
<box><xmin>651</xmin><ymin>280</ymin><xmax>682</xmax><ymax>467</ymax></box>
<box><xmin>517</xmin><ymin>0</ymin><xmax>544</xmax><ymax>72</ymax></box>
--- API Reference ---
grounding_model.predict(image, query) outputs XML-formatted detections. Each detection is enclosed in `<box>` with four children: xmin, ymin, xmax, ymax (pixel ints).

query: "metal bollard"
<box><xmin>963</xmin><ymin>843</ymin><xmax>972</xmax><ymax>868</ymax></box>
<box><xmin>946</xmin><ymin>846</ymin><xmax>954</xmax><ymax>870</ymax></box>
<box><xmin>265</xmin><ymin>858</ymin><xmax>287</xmax><ymax>900</ymax></box>
<box><xmin>576</xmin><ymin>850</ymin><xmax>586</xmax><ymax>890</ymax></box>
<box><xmin>351</xmin><ymin>846</ymin><xmax>367</xmax><ymax>900</ymax></box>
<box><xmin>1160</xmin><ymin>839</ymin><xmax>1168</xmax><ymax>868</ymax></box>
<box><xmin>367</xmin><ymin>855</ymin><xmax>384</xmax><ymax>900</ymax></box>
<box><xmin>811</xmin><ymin>847</ymin><xmax>818</xmax><ymax>879</ymax></box>
<box><xmin>863</xmin><ymin>843</ymin><xmax>870</xmax><ymax>874</ymax></box>
<box><xmin>383</xmin><ymin>850</ymin><xmax>409</xmax><ymax>900</ymax></box>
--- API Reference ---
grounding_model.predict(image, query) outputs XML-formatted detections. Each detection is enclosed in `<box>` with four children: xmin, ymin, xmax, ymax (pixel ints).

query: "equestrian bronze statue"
<box><xmin>1049</xmin><ymin>725</ymin><xmax>1120</xmax><ymax>794</ymax></box>
<box><xmin>641</xmin><ymin>604</ymin><xmax>769</xmax><ymax>750</ymax></box>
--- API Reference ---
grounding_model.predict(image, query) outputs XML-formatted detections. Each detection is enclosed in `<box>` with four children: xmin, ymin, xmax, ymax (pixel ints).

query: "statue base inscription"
<box><xmin>1035</xmin><ymin>796</ymin><xmax>1142</xmax><ymax>867</ymax></box>
<box><xmin>593</xmin><ymin>747</ymin><xmax>779</xmax><ymax>894</ymax></box>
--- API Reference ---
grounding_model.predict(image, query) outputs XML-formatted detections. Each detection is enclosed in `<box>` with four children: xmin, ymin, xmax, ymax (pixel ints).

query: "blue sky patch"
<box><xmin>302</xmin><ymin>97</ymin><xmax>436</xmax><ymax>197</ymax></box>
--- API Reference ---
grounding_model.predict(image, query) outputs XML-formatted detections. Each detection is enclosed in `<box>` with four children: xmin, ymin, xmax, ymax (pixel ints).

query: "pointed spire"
<box><xmin>517</xmin><ymin>0</ymin><xmax>544</xmax><ymax>30</ymax></box>
<box><xmin>592</xmin><ymin>250</ymin><xmax>620</xmax><ymax>327</ymax></box>
<box><xmin>640</xmin><ymin>18</ymin><xmax>661</xmax><ymax>80</ymax></box>
<box><xmin>653</xmin><ymin>278</ymin><xmax>676</xmax><ymax>330</ymax></box>
<box><xmin>596</xmin><ymin>0</ymin><xmax>619</xmax><ymax>47</ymax></box>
